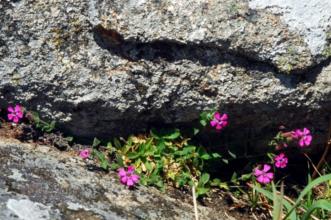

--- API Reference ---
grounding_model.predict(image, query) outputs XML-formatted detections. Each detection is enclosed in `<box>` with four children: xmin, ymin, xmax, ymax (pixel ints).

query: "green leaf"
<box><xmin>30</xmin><ymin>111</ymin><xmax>41</xmax><ymax>124</ymax></box>
<box><xmin>144</xmin><ymin>161</ymin><xmax>153</xmax><ymax>172</ymax></box>
<box><xmin>199</xmin><ymin>120</ymin><xmax>207</xmax><ymax>127</ymax></box>
<box><xmin>93</xmin><ymin>149</ymin><xmax>109</xmax><ymax>170</ymax></box>
<box><xmin>127</xmin><ymin>152</ymin><xmax>141</xmax><ymax>159</ymax></box>
<box><xmin>210</xmin><ymin>178</ymin><xmax>221</xmax><ymax>186</ymax></box>
<box><xmin>199</xmin><ymin>173</ymin><xmax>210</xmax><ymax>186</ymax></box>
<box><xmin>227</xmin><ymin>150</ymin><xmax>236</xmax><ymax>159</ymax></box>
<box><xmin>182</xmin><ymin>146</ymin><xmax>196</xmax><ymax>155</ymax></box>
<box><xmin>150</xmin><ymin>129</ymin><xmax>181</xmax><ymax>140</ymax></box>
<box><xmin>64</xmin><ymin>136</ymin><xmax>74</xmax><ymax>142</ymax></box>
<box><xmin>196</xmin><ymin>187</ymin><xmax>209</xmax><ymax>197</ymax></box>
<box><xmin>219</xmin><ymin>182</ymin><xmax>229</xmax><ymax>190</ymax></box>
<box><xmin>110</xmin><ymin>163</ymin><xmax>120</xmax><ymax>170</ymax></box>
<box><xmin>284</xmin><ymin>174</ymin><xmax>331</xmax><ymax>219</ymax></box>
<box><xmin>193</xmin><ymin>128</ymin><xmax>200</xmax><ymax>135</ymax></box>
<box><xmin>231</xmin><ymin>172</ymin><xmax>238</xmax><ymax>183</ymax></box>
<box><xmin>201</xmin><ymin>154</ymin><xmax>211</xmax><ymax>160</ymax></box>
<box><xmin>211</xmin><ymin>153</ymin><xmax>222</xmax><ymax>159</ymax></box>
<box><xmin>239</xmin><ymin>173</ymin><xmax>252</xmax><ymax>181</ymax></box>
<box><xmin>272</xmin><ymin>182</ymin><xmax>283</xmax><ymax>220</ymax></box>
<box><xmin>113</xmin><ymin>138</ymin><xmax>121</xmax><ymax>148</ymax></box>
<box><xmin>302</xmin><ymin>199</ymin><xmax>331</xmax><ymax>220</ymax></box>
<box><xmin>222</xmin><ymin>158</ymin><xmax>229</xmax><ymax>164</ymax></box>
<box><xmin>92</xmin><ymin>138</ymin><xmax>101</xmax><ymax>148</ymax></box>
<box><xmin>100</xmin><ymin>161</ymin><xmax>109</xmax><ymax>170</ymax></box>
<box><xmin>254</xmin><ymin>185</ymin><xmax>297</xmax><ymax>220</ymax></box>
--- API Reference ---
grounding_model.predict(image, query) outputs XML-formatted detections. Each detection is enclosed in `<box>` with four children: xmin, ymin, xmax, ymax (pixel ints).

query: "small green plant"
<box><xmin>26</xmin><ymin>111</ymin><xmax>56</xmax><ymax>133</ymax></box>
<box><xmin>108</xmin><ymin>128</ymin><xmax>224</xmax><ymax>196</ymax></box>
<box><xmin>254</xmin><ymin>174</ymin><xmax>331</xmax><ymax>220</ymax></box>
<box><xmin>79</xmin><ymin>110</ymin><xmax>230</xmax><ymax>196</ymax></box>
<box><xmin>91</xmin><ymin>138</ymin><xmax>111</xmax><ymax>170</ymax></box>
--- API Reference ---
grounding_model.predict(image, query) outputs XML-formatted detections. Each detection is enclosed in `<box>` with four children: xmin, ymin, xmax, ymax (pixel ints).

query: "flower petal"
<box><xmin>7</xmin><ymin>106</ymin><xmax>14</xmax><ymax>113</ymax></box>
<box><xmin>304</xmin><ymin>135</ymin><xmax>312</xmax><ymax>146</ymax></box>
<box><xmin>13</xmin><ymin>117</ymin><xmax>19</xmax><ymax>123</ymax></box>
<box><xmin>262</xmin><ymin>164</ymin><xmax>271</xmax><ymax>172</ymax></box>
<box><xmin>120</xmin><ymin>176</ymin><xmax>128</xmax><ymax>184</ymax></box>
<box><xmin>214</xmin><ymin>112</ymin><xmax>221</xmax><ymax>120</ymax></box>
<box><xmin>265</xmin><ymin>172</ymin><xmax>274</xmax><ymax>180</ymax></box>
<box><xmin>299</xmin><ymin>138</ymin><xmax>305</xmax><ymax>147</ymax></box>
<box><xmin>126</xmin><ymin>178</ymin><xmax>134</xmax><ymax>186</ymax></box>
<box><xmin>220</xmin><ymin>113</ymin><xmax>228</xmax><ymax>121</ymax></box>
<box><xmin>8</xmin><ymin>114</ymin><xmax>14</xmax><ymax>120</ymax></box>
<box><xmin>131</xmin><ymin>174</ymin><xmax>140</xmax><ymax>183</ymax></box>
<box><xmin>257</xmin><ymin>175</ymin><xmax>267</xmax><ymax>184</ymax></box>
<box><xmin>14</xmin><ymin>105</ymin><xmax>21</xmax><ymax>113</ymax></box>
<box><xmin>216</xmin><ymin>124</ymin><xmax>222</xmax><ymax>130</ymax></box>
<box><xmin>16</xmin><ymin>111</ymin><xmax>23</xmax><ymax>118</ymax></box>
<box><xmin>210</xmin><ymin>120</ymin><xmax>217</xmax><ymax>127</ymax></box>
<box><xmin>303</xmin><ymin>128</ymin><xmax>310</xmax><ymax>135</ymax></box>
<box><xmin>254</xmin><ymin>168</ymin><xmax>263</xmax><ymax>176</ymax></box>
<box><xmin>127</xmin><ymin>166</ymin><xmax>135</xmax><ymax>174</ymax></box>
<box><xmin>118</xmin><ymin>168</ymin><xmax>126</xmax><ymax>177</ymax></box>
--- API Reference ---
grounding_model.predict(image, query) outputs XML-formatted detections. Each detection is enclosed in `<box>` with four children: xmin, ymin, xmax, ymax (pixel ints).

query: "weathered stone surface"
<box><xmin>0</xmin><ymin>138</ymin><xmax>234</xmax><ymax>220</ymax></box>
<box><xmin>97</xmin><ymin>0</ymin><xmax>331</xmax><ymax>72</ymax></box>
<box><xmin>0</xmin><ymin>0</ymin><xmax>330</xmax><ymax>146</ymax></box>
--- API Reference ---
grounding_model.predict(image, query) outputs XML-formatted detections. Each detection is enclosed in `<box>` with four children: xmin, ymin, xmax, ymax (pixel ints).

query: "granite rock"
<box><xmin>0</xmin><ymin>0</ymin><xmax>330</xmax><ymax>146</ymax></box>
<box><xmin>0</xmin><ymin>138</ymin><xmax>234</xmax><ymax>220</ymax></box>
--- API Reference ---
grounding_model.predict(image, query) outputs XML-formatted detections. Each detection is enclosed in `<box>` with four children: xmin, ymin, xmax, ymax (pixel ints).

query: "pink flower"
<box><xmin>79</xmin><ymin>149</ymin><xmax>91</xmax><ymax>159</ymax></box>
<box><xmin>7</xmin><ymin>105</ymin><xmax>23</xmax><ymax>123</ymax></box>
<box><xmin>118</xmin><ymin>166</ymin><xmax>140</xmax><ymax>187</ymax></box>
<box><xmin>291</xmin><ymin>128</ymin><xmax>312</xmax><ymax>147</ymax></box>
<box><xmin>274</xmin><ymin>153</ymin><xmax>288</xmax><ymax>168</ymax></box>
<box><xmin>210</xmin><ymin>112</ymin><xmax>228</xmax><ymax>130</ymax></box>
<box><xmin>254</xmin><ymin>164</ymin><xmax>274</xmax><ymax>184</ymax></box>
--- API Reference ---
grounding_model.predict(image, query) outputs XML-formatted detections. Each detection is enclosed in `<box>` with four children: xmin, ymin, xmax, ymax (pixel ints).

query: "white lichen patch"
<box><xmin>66</xmin><ymin>202</ymin><xmax>91</xmax><ymax>211</ymax></box>
<box><xmin>249</xmin><ymin>0</ymin><xmax>331</xmax><ymax>55</ymax></box>
<box><xmin>6</xmin><ymin>199</ymin><xmax>50</xmax><ymax>220</ymax></box>
<box><xmin>8</xmin><ymin>169</ymin><xmax>27</xmax><ymax>182</ymax></box>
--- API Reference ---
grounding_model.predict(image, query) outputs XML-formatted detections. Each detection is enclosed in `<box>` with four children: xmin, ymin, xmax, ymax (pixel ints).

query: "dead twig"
<box><xmin>192</xmin><ymin>185</ymin><xmax>199</xmax><ymax>220</ymax></box>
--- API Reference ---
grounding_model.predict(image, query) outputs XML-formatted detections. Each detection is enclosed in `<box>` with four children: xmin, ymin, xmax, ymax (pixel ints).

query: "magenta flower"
<box><xmin>274</xmin><ymin>153</ymin><xmax>288</xmax><ymax>168</ymax></box>
<box><xmin>79</xmin><ymin>149</ymin><xmax>91</xmax><ymax>159</ymax></box>
<box><xmin>291</xmin><ymin>128</ymin><xmax>312</xmax><ymax>147</ymax></box>
<box><xmin>254</xmin><ymin>164</ymin><xmax>274</xmax><ymax>184</ymax></box>
<box><xmin>118</xmin><ymin>166</ymin><xmax>140</xmax><ymax>187</ymax></box>
<box><xmin>210</xmin><ymin>112</ymin><xmax>228</xmax><ymax>130</ymax></box>
<box><xmin>7</xmin><ymin>105</ymin><xmax>23</xmax><ymax>123</ymax></box>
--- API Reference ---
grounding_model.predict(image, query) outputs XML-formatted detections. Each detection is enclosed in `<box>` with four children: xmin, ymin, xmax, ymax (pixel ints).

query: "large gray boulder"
<box><xmin>0</xmin><ymin>0</ymin><xmax>331</xmax><ymax>145</ymax></box>
<box><xmin>0</xmin><ymin>138</ymin><xmax>234</xmax><ymax>220</ymax></box>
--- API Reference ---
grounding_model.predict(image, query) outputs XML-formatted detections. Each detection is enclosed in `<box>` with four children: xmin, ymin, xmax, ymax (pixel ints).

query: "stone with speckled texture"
<box><xmin>0</xmin><ymin>139</ymin><xmax>235</xmax><ymax>220</ymax></box>
<box><xmin>0</xmin><ymin>0</ymin><xmax>331</xmax><ymax>148</ymax></box>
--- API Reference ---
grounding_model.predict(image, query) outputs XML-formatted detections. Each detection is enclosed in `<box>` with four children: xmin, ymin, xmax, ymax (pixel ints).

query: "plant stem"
<box><xmin>192</xmin><ymin>185</ymin><xmax>199</xmax><ymax>220</ymax></box>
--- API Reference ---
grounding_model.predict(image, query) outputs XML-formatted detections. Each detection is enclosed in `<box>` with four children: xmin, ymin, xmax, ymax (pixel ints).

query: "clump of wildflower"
<box><xmin>210</xmin><ymin>112</ymin><xmax>228</xmax><ymax>130</ymax></box>
<box><xmin>79</xmin><ymin>149</ymin><xmax>91</xmax><ymax>159</ymax></box>
<box><xmin>274</xmin><ymin>153</ymin><xmax>288</xmax><ymax>168</ymax></box>
<box><xmin>7</xmin><ymin>105</ymin><xmax>23</xmax><ymax>123</ymax></box>
<box><xmin>118</xmin><ymin>166</ymin><xmax>140</xmax><ymax>187</ymax></box>
<box><xmin>254</xmin><ymin>164</ymin><xmax>274</xmax><ymax>184</ymax></box>
<box><xmin>291</xmin><ymin>128</ymin><xmax>312</xmax><ymax>147</ymax></box>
